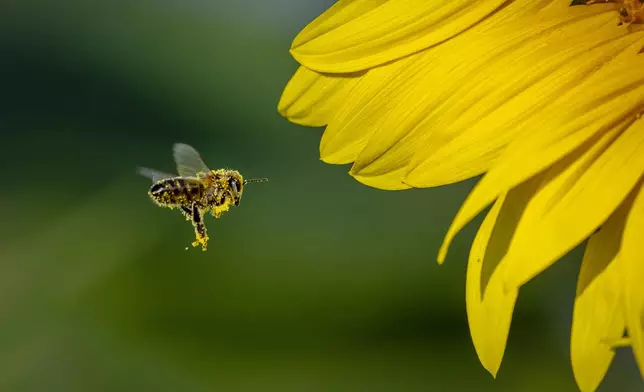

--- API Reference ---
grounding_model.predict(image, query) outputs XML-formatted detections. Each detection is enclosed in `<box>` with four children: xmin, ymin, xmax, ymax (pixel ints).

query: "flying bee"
<box><xmin>137</xmin><ymin>143</ymin><xmax>267</xmax><ymax>251</ymax></box>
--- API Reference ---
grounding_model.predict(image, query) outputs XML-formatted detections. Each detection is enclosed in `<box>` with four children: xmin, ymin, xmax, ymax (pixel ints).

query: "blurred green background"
<box><xmin>0</xmin><ymin>1</ymin><xmax>640</xmax><ymax>391</ymax></box>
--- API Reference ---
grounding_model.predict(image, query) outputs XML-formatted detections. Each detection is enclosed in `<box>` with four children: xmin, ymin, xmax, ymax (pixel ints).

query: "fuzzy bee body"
<box><xmin>138</xmin><ymin>144</ymin><xmax>267</xmax><ymax>251</ymax></box>
<box><xmin>149</xmin><ymin>177</ymin><xmax>207</xmax><ymax>208</ymax></box>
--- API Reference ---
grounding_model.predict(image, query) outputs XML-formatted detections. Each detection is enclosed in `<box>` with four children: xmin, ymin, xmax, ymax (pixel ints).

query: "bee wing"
<box><xmin>137</xmin><ymin>166</ymin><xmax>175</xmax><ymax>183</ymax></box>
<box><xmin>173</xmin><ymin>143</ymin><xmax>210</xmax><ymax>177</ymax></box>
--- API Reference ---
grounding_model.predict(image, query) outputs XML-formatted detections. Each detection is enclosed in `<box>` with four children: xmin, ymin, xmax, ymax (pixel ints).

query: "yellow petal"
<box><xmin>291</xmin><ymin>0</ymin><xmax>509</xmax><ymax>73</ymax></box>
<box><xmin>404</xmin><ymin>9</ymin><xmax>635</xmax><ymax>187</ymax></box>
<box><xmin>501</xmin><ymin>114</ymin><xmax>644</xmax><ymax>290</ymax></box>
<box><xmin>343</xmin><ymin>53</ymin><xmax>426</xmax><ymax>189</ymax></box>
<box><xmin>603</xmin><ymin>337</ymin><xmax>631</xmax><ymax>348</ymax></box>
<box><xmin>291</xmin><ymin>0</ymin><xmax>388</xmax><ymax>50</ymax></box>
<box><xmin>439</xmin><ymin>35</ymin><xmax>644</xmax><ymax>264</ymax></box>
<box><xmin>350</xmin><ymin>165</ymin><xmax>412</xmax><ymax>191</ymax></box>
<box><xmin>277</xmin><ymin>66</ymin><xmax>361</xmax><ymax>127</ymax></box>
<box><xmin>466</xmin><ymin>192</ymin><xmax>521</xmax><ymax>378</ymax></box>
<box><xmin>621</xmin><ymin>181</ymin><xmax>644</xmax><ymax>378</ymax></box>
<box><xmin>320</xmin><ymin>59</ymin><xmax>409</xmax><ymax>165</ymax></box>
<box><xmin>348</xmin><ymin>8</ymin><xmax>639</xmax><ymax>190</ymax></box>
<box><xmin>571</xmin><ymin>203</ymin><xmax>628</xmax><ymax>392</ymax></box>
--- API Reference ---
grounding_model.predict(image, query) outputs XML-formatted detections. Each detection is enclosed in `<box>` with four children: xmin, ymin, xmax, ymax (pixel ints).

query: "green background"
<box><xmin>0</xmin><ymin>1</ymin><xmax>639</xmax><ymax>391</ymax></box>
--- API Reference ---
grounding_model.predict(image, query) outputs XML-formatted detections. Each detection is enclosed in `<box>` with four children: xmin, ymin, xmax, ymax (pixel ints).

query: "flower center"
<box><xmin>583</xmin><ymin>0</ymin><xmax>644</xmax><ymax>25</ymax></box>
<box><xmin>617</xmin><ymin>0</ymin><xmax>644</xmax><ymax>24</ymax></box>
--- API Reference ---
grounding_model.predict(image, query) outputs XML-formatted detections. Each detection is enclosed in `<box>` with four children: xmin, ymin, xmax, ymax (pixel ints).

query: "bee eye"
<box><xmin>228</xmin><ymin>179</ymin><xmax>241</xmax><ymax>192</ymax></box>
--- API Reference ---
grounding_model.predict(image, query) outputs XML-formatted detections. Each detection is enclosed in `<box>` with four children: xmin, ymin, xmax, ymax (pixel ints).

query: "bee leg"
<box><xmin>180</xmin><ymin>206</ymin><xmax>193</xmax><ymax>222</ymax></box>
<box><xmin>209</xmin><ymin>191</ymin><xmax>229</xmax><ymax>219</ymax></box>
<box><xmin>210</xmin><ymin>202</ymin><xmax>230</xmax><ymax>219</ymax></box>
<box><xmin>189</xmin><ymin>204</ymin><xmax>209</xmax><ymax>251</ymax></box>
<box><xmin>180</xmin><ymin>205</ymin><xmax>201</xmax><ymax>247</ymax></box>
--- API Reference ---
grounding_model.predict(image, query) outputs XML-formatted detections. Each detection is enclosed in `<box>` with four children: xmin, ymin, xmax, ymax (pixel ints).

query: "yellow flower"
<box><xmin>278</xmin><ymin>0</ymin><xmax>644</xmax><ymax>391</ymax></box>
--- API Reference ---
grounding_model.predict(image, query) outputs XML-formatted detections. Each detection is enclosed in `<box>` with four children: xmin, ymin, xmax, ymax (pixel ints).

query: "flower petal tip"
<box><xmin>404</xmin><ymin>171</ymin><xmax>436</xmax><ymax>189</ymax></box>
<box><xmin>437</xmin><ymin>234</ymin><xmax>454</xmax><ymax>265</ymax></box>
<box><xmin>479</xmin><ymin>353</ymin><xmax>502</xmax><ymax>379</ymax></box>
<box><xmin>276</xmin><ymin>96</ymin><xmax>288</xmax><ymax>117</ymax></box>
<box><xmin>399</xmin><ymin>178</ymin><xmax>420</xmax><ymax>190</ymax></box>
<box><xmin>348</xmin><ymin>170</ymin><xmax>412</xmax><ymax>191</ymax></box>
<box><xmin>320</xmin><ymin>150</ymin><xmax>352</xmax><ymax>165</ymax></box>
<box><xmin>478</xmin><ymin>355</ymin><xmax>501</xmax><ymax>379</ymax></box>
<box><xmin>283</xmin><ymin>116</ymin><xmax>325</xmax><ymax>127</ymax></box>
<box><xmin>319</xmin><ymin>155</ymin><xmax>349</xmax><ymax>165</ymax></box>
<box><xmin>436</xmin><ymin>250</ymin><xmax>447</xmax><ymax>265</ymax></box>
<box><xmin>600</xmin><ymin>337</ymin><xmax>631</xmax><ymax>349</ymax></box>
<box><xmin>276</xmin><ymin>106</ymin><xmax>289</xmax><ymax>120</ymax></box>
<box><xmin>290</xmin><ymin>51</ymin><xmax>324</xmax><ymax>73</ymax></box>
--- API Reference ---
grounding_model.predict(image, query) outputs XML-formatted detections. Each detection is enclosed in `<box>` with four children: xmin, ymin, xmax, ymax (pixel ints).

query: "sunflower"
<box><xmin>278</xmin><ymin>0</ymin><xmax>644</xmax><ymax>390</ymax></box>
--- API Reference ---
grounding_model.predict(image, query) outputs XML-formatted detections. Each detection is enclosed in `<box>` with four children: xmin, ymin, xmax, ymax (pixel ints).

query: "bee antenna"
<box><xmin>244</xmin><ymin>178</ymin><xmax>268</xmax><ymax>184</ymax></box>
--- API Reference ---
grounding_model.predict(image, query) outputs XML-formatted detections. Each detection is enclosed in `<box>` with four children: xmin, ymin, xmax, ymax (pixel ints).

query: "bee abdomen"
<box><xmin>149</xmin><ymin>178</ymin><xmax>204</xmax><ymax>207</ymax></box>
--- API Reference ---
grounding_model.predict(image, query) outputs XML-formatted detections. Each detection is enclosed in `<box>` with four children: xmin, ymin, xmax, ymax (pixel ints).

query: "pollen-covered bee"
<box><xmin>138</xmin><ymin>143</ymin><xmax>267</xmax><ymax>251</ymax></box>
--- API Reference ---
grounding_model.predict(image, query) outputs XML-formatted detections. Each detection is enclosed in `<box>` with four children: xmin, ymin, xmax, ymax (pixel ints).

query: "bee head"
<box><xmin>226</xmin><ymin>171</ymin><xmax>244</xmax><ymax>206</ymax></box>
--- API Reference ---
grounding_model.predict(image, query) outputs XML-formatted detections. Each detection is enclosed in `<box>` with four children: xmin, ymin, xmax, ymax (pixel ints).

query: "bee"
<box><xmin>137</xmin><ymin>143</ymin><xmax>267</xmax><ymax>251</ymax></box>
